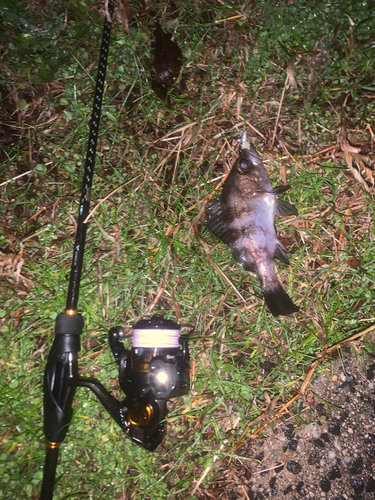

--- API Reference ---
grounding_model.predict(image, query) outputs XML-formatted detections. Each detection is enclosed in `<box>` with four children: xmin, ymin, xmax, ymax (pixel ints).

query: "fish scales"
<box><xmin>206</xmin><ymin>131</ymin><xmax>299</xmax><ymax>316</ymax></box>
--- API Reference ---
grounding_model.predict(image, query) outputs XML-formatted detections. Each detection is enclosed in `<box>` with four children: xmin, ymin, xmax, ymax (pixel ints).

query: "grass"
<box><xmin>1</xmin><ymin>0</ymin><xmax>375</xmax><ymax>498</ymax></box>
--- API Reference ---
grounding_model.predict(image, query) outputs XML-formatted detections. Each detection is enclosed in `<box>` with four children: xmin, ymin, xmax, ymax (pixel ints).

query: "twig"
<box><xmin>192</xmin><ymin>444</ymin><xmax>224</xmax><ymax>495</ymax></box>
<box><xmin>167</xmin><ymin>139</ymin><xmax>181</xmax><ymax>206</ymax></box>
<box><xmin>236</xmin><ymin>115</ymin><xmax>266</xmax><ymax>140</ymax></box>
<box><xmin>157</xmin><ymin>116</ymin><xmax>214</xmax><ymax>142</ymax></box>
<box><xmin>0</xmin><ymin>170</ymin><xmax>32</xmax><ymax>187</ymax></box>
<box><xmin>337</xmin><ymin>186</ymin><xmax>361</xmax><ymax>251</ymax></box>
<box><xmin>141</xmin><ymin>280</ymin><xmax>167</xmax><ymax>318</ymax></box>
<box><xmin>186</xmin><ymin>169</ymin><xmax>231</xmax><ymax>216</ymax></box>
<box><xmin>261</xmin><ymin>144</ymin><xmax>338</xmax><ymax>165</ymax></box>
<box><xmin>0</xmin><ymin>429</ymin><xmax>11</xmax><ymax>446</ymax></box>
<box><xmin>23</xmin><ymin>200</ymin><xmax>65</xmax><ymax>226</ymax></box>
<box><xmin>202</xmin><ymin>289</ymin><xmax>230</xmax><ymax>335</ymax></box>
<box><xmin>93</xmin><ymin>219</ymin><xmax>116</xmax><ymax>243</ymax></box>
<box><xmin>84</xmin><ymin>175</ymin><xmax>141</xmax><ymax>223</ymax></box>
<box><xmin>241</xmin><ymin>485</ymin><xmax>251</xmax><ymax>500</ymax></box>
<box><xmin>271</xmin><ymin>74</ymin><xmax>288</xmax><ymax>147</ymax></box>
<box><xmin>311</xmin><ymin>144</ymin><xmax>337</xmax><ymax>156</ymax></box>
<box><xmin>79</xmin><ymin>348</ymin><xmax>105</xmax><ymax>361</ymax></box>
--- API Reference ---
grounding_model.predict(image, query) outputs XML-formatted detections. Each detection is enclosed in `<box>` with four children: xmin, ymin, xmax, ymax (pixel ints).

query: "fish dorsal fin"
<box><xmin>274</xmin><ymin>239</ymin><xmax>290</xmax><ymax>265</ymax></box>
<box><xmin>275</xmin><ymin>199</ymin><xmax>298</xmax><ymax>217</ymax></box>
<box><xmin>206</xmin><ymin>198</ymin><xmax>231</xmax><ymax>245</ymax></box>
<box><xmin>268</xmin><ymin>185</ymin><xmax>291</xmax><ymax>195</ymax></box>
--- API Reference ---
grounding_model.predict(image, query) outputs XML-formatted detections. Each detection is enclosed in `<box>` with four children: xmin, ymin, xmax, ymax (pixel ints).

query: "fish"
<box><xmin>206</xmin><ymin>131</ymin><xmax>299</xmax><ymax>316</ymax></box>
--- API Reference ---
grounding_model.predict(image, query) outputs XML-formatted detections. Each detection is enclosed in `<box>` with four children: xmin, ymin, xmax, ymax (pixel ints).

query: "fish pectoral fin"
<box><xmin>274</xmin><ymin>199</ymin><xmax>298</xmax><ymax>217</ymax></box>
<box><xmin>268</xmin><ymin>186</ymin><xmax>298</xmax><ymax>216</ymax></box>
<box><xmin>274</xmin><ymin>240</ymin><xmax>290</xmax><ymax>265</ymax></box>
<box><xmin>267</xmin><ymin>185</ymin><xmax>291</xmax><ymax>194</ymax></box>
<box><xmin>206</xmin><ymin>198</ymin><xmax>231</xmax><ymax>245</ymax></box>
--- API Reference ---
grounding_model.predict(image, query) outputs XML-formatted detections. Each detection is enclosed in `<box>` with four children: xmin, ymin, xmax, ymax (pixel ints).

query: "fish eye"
<box><xmin>238</xmin><ymin>159</ymin><xmax>250</xmax><ymax>171</ymax></box>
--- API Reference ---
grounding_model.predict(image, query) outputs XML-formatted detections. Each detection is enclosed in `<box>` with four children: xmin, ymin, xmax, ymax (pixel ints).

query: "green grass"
<box><xmin>1</xmin><ymin>0</ymin><xmax>375</xmax><ymax>498</ymax></box>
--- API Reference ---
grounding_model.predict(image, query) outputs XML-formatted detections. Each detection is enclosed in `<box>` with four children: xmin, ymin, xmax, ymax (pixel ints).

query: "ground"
<box><xmin>217</xmin><ymin>349</ymin><xmax>375</xmax><ymax>500</ymax></box>
<box><xmin>0</xmin><ymin>1</ymin><xmax>375</xmax><ymax>499</ymax></box>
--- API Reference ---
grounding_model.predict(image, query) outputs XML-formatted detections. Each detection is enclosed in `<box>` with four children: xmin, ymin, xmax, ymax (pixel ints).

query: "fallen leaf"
<box><xmin>0</xmin><ymin>252</ymin><xmax>24</xmax><ymax>282</ymax></box>
<box><xmin>305</xmin><ymin>392</ymin><xmax>315</xmax><ymax>405</ymax></box>
<box><xmin>338</xmin><ymin>110</ymin><xmax>374</xmax><ymax>193</ymax></box>
<box><xmin>347</xmin><ymin>257</ymin><xmax>359</xmax><ymax>268</ymax></box>
<box><xmin>152</xmin><ymin>22</ymin><xmax>183</xmax><ymax>102</ymax></box>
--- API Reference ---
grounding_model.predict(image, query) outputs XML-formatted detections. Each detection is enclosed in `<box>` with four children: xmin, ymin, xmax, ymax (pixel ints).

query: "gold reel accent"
<box><xmin>128</xmin><ymin>403</ymin><xmax>153</xmax><ymax>427</ymax></box>
<box><xmin>45</xmin><ymin>439</ymin><xmax>61</xmax><ymax>449</ymax></box>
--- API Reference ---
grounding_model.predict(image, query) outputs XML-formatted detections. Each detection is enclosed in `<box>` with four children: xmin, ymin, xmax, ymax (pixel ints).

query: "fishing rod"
<box><xmin>40</xmin><ymin>3</ymin><xmax>189</xmax><ymax>498</ymax></box>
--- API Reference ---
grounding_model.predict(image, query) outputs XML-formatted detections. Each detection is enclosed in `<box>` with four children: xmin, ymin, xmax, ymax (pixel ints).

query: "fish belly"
<box><xmin>227</xmin><ymin>195</ymin><xmax>275</xmax><ymax>270</ymax></box>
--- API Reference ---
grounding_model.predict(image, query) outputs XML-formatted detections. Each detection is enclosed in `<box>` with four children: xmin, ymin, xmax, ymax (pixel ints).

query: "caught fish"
<box><xmin>206</xmin><ymin>132</ymin><xmax>299</xmax><ymax>316</ymax></box>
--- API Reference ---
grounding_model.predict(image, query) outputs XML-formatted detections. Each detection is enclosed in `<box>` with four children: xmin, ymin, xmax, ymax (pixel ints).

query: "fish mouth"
<box><xmin>240</xmin><ymin>130</ymin><xmax>261</xmax><ymax>162</ymax></box>
<box><xmin>240</xmin><ymin>130</ymin><xmax>251</xmax><ymax>151</ymax></box>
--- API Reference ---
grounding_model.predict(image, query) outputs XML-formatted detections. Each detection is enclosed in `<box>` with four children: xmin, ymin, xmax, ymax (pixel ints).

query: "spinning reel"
<box><xmin>44</xmin><ymin>314</ymin><xmax>189</xmax><ymax>452</ymax></box>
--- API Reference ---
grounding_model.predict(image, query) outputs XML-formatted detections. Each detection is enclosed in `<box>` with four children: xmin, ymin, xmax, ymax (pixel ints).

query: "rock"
<box><xmin>284</xmin><ymin>484</ymin><xmax>293</xmax><ymax>495</ymax></box>
<box><xmin>296</xmin><ymin>481</ymin><xmax>307</xmax><ymax>496</ymax></box>
<box><xmin>284</xmin><ymin>439</ymin><xmax>299</xmax><ymax>452</ymax></box>
<box><xmin>350</xmin><ymin>479</ymin><xmax>364</xmax><ymax>494</ymax></box>
<box><xmin>249</xmin><ymin>492</ymin><xmax>263</xmax><ymax>500</ymax></box>
<box><xmin>366</xmin><ymin>476</ymin><xmax>375</xmax><ymax>493</ymax></box>
<box><xmin>349</xmin><ymin>457</ymin><xmax>363</xmax><ymax>474</ymax></box>
<box><xmin>308</xmin><ymin>449</ymin><xmax>322</xmax><ymax>465</ymax></box>
<box><xmin>313</xmin><ymin>438</ymin><xmax>325</xmax><ymax>448</ymax></box>
<box><xmin>287</xmin><ymin>461</ymin><xmax>302</xmax><ymax>475</ymax></box>
<box><xmin>339</xmin><ymin>411</ymin><xmax>349</xmax><ymax>422</ymax></box>
<box><xmin>316</xmin><ymin>403</ymin><xmax>325</xmax><ymax>414</ymax></box>
<box><xmin>283</xmin><ymin>424</ymin><xmax>295</xmax><ymax>440</ymax></box>
<box><xmin>320</xmin><ymin>478</ymin><xmax>331</xmax><ymax>492</ymax></box>
<box><xmin>269</xmin><ymin>477</ymin><xmax>276</xmax><ymax>489</ymax></box>
<box><xmin>366</xmin><ymin>365</ymin><xmax>375</xmax><ymax>380</ymax></box>
<box><xmin>275</xmin><ymin>463</ymin><xmax>284</xmax><ymax>473</ymax></box>
<box><xmin>333</xmin><ymin>437</ymin><xmax>342</xmax><ymax>451</ymax></box>
<box><xmin>328</xmin><ymin>465</ymin><xmax>341</xmax><ymax>480</ymax></box>
<box><xmin>320</xmin><ymin>432</ymin><xmax>330</xmax><ymax>443</ymax></box>
<box><xmin>327</xmin><ymin>451</ymin><xmax>336</xmax><ymax>460</ymax></box>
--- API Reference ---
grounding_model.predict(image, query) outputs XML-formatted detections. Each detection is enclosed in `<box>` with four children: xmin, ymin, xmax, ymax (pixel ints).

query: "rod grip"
<box><xmin>43</xmin><ymin>313</ymin><xmax>83</xmax><ymax>443</ymax></box>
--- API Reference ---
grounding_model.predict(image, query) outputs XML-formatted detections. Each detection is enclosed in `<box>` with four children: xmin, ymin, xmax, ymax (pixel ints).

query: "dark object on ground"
<box><xmin>152</xmin><ymin>22</ymin><xmax>182</xmax><ymax>102</ymax></box>
<box><xmin>286</xmin><ymin>460</ymin><xmax>302</xmax><ymax>474</ymax></box>
<box><xmin>206</xmin><ymin>131</ymin><xmax>299</xmax><ymax>316</ymax></box>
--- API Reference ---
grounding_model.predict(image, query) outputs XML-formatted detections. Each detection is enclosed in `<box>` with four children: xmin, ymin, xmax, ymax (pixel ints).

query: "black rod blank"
<box><xmin>66</xmin><ymin>2</ymin><xmax>114</xmax><ymax>312</ymax></box>
<box><xmin>40</xmin><ymin>447</ymin><xmax>59</xmax><ymax>499</ymax></box>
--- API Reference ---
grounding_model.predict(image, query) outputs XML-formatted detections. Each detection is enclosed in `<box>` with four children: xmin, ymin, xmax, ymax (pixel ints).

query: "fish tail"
<box><xmin>261</xmin><ymin>283</ymin><xmax>299</xmax><ymax>317</ymax></box>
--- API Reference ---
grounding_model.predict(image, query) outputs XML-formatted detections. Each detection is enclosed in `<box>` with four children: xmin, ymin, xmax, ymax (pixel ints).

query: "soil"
<box><xmin>221</xmin><ymin>349</ymin><xmax>375</xmax><ymax>500</ymax></box>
